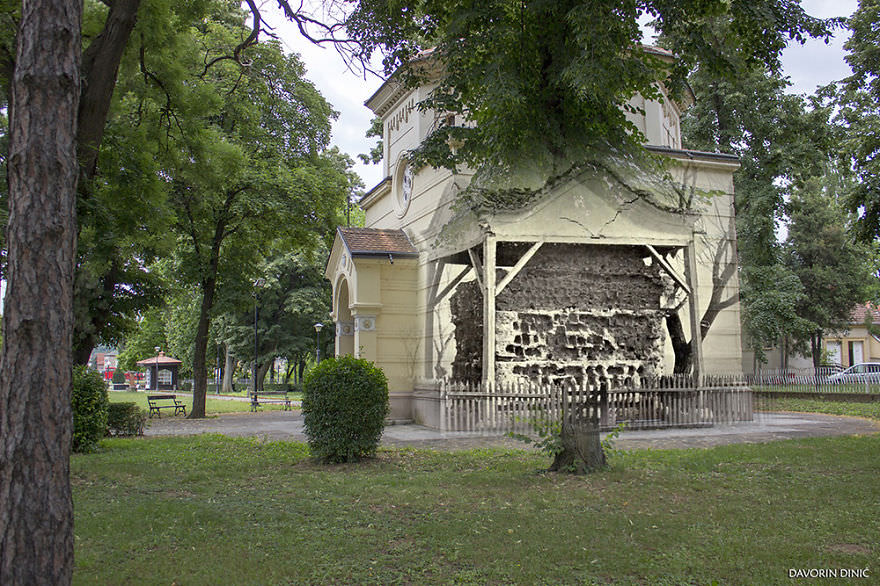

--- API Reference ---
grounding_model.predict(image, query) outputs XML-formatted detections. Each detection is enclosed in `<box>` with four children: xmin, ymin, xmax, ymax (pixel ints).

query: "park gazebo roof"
<box><xmin>136</xmin><ymin>352</ymin><xmax>182</xmax><ymax>366</ymax></box>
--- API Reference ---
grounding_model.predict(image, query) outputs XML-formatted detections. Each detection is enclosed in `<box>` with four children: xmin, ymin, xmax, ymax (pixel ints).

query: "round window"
<box><xmin>394</xmin><ymin>156</ymin><xmax>414</xmax><ymax>218</ymax></box>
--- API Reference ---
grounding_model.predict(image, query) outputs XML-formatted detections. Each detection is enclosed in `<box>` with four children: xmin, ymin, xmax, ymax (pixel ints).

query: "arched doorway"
<box><xmin>335</xmin><ymin>277</ymin><xmax>355</xmax><ymax>356</ymax></box>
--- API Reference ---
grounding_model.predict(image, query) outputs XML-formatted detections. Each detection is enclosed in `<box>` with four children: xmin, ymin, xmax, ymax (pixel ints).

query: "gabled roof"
<box><xmin>337</xmin><ymin>227</ymin><xmax>418</xmax><ymax>258</ymax></box>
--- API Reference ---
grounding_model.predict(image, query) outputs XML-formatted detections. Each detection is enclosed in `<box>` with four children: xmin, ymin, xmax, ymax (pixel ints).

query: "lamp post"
<box><xmin>154</xmin><ymin>346</ymin><xmax>160</xmax><ymax>391</ymax></box>
<box><xmin>314</xmin><ymin>322</ymin><xmax>323</xmax><ymax>363</ymax></box>
<box><xmin>253</xmin><ymin>278</ymin><xmax>266</xmax><ymax>396</ymax></box>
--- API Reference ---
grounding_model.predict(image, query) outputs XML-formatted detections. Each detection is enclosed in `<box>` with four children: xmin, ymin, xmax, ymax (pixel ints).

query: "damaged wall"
<box><xmin>451</xmin><ymin>243</ymin><xmax>666</xmax><ymax>386</ymax></box>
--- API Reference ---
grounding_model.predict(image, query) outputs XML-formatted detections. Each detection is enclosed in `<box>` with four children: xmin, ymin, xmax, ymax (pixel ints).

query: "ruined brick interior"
<box><xmin>450</xmin><ymin>243</ymin><xmax>665</xmax><ymax>386</ymax></box>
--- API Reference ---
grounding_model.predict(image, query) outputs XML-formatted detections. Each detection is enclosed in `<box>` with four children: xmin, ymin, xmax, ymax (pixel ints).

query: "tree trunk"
<box><xmin>665</xmin><ymin>312</ymin><xmax>694</xmax><ymax>375</ymax></box>
<box><xmin>550</xmin><ymin>422</ymin><xmax>606</xmax><ymax>474</ymax></box>
<box><xmin>811</xmin><ymin>331</ymin><xmax>823</xmax><ymax>369</ymax></box>
<box><xmin>189</xmin><ymin>227</ymin><xmax>223</xmax><ymax>417</ymax></box>
<box><xmin>549</xmin><ymin>388</ymin><xmax>606</xmax><ymax>474</ymax></box>
<box><xmin>255</xmin><ymin>359</ymin><xmax>272</xmax><ymax>393</ymax></box>
<box><xmin>70</xmin><ymin>0</ymin><xmax>141</xmax><ymax>363</ymax></box>
<box><xmin>222</xmin><ymin>345</ymin><xmax>235</xmax><ymax>393</ymax></box>
<box><xmin>0</xmin><ymin>1</ymin><xmax>81</xmax><ymax>583</ymax></box>
<box><xmin>189</xmin><ymin>277</ymin><xmax>216</xmax><ymax>418</ymax></box>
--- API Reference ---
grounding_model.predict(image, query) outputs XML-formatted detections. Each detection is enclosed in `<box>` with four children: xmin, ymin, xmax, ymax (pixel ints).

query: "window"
<box><xmin>158</xmin><ymin>369</ymin><xmax>172</xmax><ymax>385</ymax></box>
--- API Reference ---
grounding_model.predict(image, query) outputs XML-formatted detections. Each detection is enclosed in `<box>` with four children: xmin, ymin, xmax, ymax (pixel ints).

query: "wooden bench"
<box><xmin>147</xmin><ymin>394</ymin><xmax>187</xmax><ymax>418</ymax></box>
<box><xmin>249</xmin><ymin>390</ymin><xmax>291</xmax><ymax>412</ymax></box>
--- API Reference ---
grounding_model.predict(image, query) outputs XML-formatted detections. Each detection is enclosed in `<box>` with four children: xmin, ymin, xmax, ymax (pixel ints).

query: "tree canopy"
<box><xmin>345</xmin><ymin>0</ymin><xmax>836</xmax><ymax>191</ymax></box>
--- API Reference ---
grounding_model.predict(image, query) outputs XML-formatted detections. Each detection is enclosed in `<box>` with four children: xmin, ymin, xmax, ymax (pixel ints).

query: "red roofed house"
<box><xmin>823</xmin><ymin>303</ymin><xmax>880</xmax><ymax>368</ymax></box>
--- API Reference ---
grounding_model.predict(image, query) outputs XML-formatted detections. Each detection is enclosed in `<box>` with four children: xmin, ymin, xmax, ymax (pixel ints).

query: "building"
<box><xmin>325</xmin><ymin>51</ymin><xmax>744</xmax><ymax>425</ymax></box>
<box><xmin>136</xmin><ymin>352</ymin><xmax>182</xmax><ymax>391</ymax></box>
<box><xmin>823</xmin><ymin>303</ymin><xmax>880</xmax><ymax>368</ymax></box>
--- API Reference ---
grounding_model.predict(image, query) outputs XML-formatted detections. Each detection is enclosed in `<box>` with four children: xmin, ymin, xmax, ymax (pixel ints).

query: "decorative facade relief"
<box><xmin>337</xmin><ymin>321</ymin><xmax>354</xmax><ymax>337</ymax></box>
<box><xmin>355</xmin><ymin>316</ymin><xmax>377</xmax><ymax>332</ymax></box>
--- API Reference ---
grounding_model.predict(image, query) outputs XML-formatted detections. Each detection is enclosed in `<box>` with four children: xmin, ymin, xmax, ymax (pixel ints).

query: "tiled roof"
<box><xmin>136</xmin><ymin>352</ymin><xmax>183</xmax><ymax>365</ymax></box>
<box><xmin>851</xmin><ymin>303</ymin><xmax>880</xmax><ymax>325</ymax></box>
<box><xmin>338</xmin><ymin>227</ymin><xmax>418</xmax><ymax>258</ymax></box>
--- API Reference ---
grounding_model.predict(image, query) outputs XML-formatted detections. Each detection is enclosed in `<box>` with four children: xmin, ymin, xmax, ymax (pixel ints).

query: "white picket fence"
<box><xmin>439</xmin><ymin>378</ymin><xmax>753</xmax><ymax>434</ymax></box>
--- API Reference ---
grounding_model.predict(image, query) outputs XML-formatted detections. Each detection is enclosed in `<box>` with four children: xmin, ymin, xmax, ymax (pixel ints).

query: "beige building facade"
<box><xmin>326</xmin><ymin>61</ymin><xmax>744</xmax><ymax>425</ymax></box>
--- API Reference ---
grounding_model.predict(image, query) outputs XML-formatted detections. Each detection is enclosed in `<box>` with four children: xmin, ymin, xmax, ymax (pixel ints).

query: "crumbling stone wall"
<box><xmin>450</xmin><ymin>243</ymin><xmax>665</xmax><ymax>386</ymax></box>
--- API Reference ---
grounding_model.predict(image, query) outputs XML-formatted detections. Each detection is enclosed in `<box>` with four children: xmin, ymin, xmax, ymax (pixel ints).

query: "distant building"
<box><xmin>743</xmin><ymin>303</ymin><xmax>880</xmax><ymax>372</ymax></box>
<box><xmin>88</xmin><ymin>345</ymin><xmax>118</xmax><ymax>377</ymax></box>
<box><xmin>137</xmin><ymin>352</ymin><xmax>182</xmax><ymax>391</ymax></box>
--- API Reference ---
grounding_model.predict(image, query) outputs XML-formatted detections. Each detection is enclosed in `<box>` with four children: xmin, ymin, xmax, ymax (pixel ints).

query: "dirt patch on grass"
<box><xmin>825</xmin><ymin>543</ymin><xmax>873</xmax><ymax>555</ymax></box>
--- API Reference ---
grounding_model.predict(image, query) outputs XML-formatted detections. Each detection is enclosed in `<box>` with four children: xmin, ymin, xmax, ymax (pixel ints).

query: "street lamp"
<box><xmin>253</xmin><ymin>278</ymin><xmax>266</xmax><ymax>396</ymax></box>
<box><xmin>154</xmin><ymin>346</ymin><xmax>160</xmax><ymax>391</ymax></box>
<box><xmin>314</xmin><ymin>322</ymin><xmax>323</xmax><ymax>363</ymax></box>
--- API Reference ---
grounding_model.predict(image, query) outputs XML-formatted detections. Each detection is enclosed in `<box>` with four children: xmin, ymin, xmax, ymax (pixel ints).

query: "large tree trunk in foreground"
<box><xmin>0</xmin><ymin>1</ymin><xmax>81</xmax><ymax>583</ymax></box>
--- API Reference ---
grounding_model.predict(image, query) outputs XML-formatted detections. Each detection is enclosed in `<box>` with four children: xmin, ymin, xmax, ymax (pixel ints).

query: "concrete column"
<box><xmin>482</xmin><ymin>235</ymin><xmax>497</xmax><ymax>383</ymax></box>
<box><xmin>354</xmin><ymin>314</ymin><xmax>378</xmax><ymax>362</ymax></box>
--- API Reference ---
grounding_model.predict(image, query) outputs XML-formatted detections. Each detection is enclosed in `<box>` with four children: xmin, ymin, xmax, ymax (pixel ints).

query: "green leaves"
<box><xmin>348</xmin><ymin>0</ymin><xmax>836</xmax><ymax>198</ymax></box>
<box><xmin>302</xmin><ymin>356</ymin><xmax>390</xmax><ymax>463</ymax></box>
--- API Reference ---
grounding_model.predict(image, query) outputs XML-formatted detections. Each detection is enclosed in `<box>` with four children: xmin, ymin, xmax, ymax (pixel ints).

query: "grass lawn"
<box><xmin>757</xmin><ymin>395</ymin><xmax>880</xmax><ymax>421</ymax></box>
<box><xmin>107</xmin><ymin>391</ymin><xmax>289</xmax><ymax>414</ymax></box>
<box><xmin>72</xmin><ymin>433</ymin><xmax>880</xmax><ymax>584</ymax></box>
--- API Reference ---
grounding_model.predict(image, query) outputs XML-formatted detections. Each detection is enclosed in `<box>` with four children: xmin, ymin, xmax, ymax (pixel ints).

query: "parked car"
<box><xmin>827</xmin><ymin>362</ymin><xmax>880</xmax><ymax>384</ymax></box>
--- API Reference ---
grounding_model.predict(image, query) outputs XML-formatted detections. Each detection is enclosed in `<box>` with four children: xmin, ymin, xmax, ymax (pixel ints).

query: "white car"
<box><xmin>827</xmin><ymin>362</ymin><xmax>880</xmax><ymax>384</ymax></box>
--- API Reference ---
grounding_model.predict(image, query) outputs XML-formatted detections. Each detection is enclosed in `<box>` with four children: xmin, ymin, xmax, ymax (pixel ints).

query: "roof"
<box><xmin>337</xmin><ymin>227</ymin><xmax>419</xmax><ymax>258</ymax></box>
<box><xmin>851</xmin><ymin>303</ymin><xmax>880</xmax><ymax>325</ymax></box>
<box><xmin>136</xmin><ymin>352</ymin><xmax>183</xmax><ymax>366</ymax></box>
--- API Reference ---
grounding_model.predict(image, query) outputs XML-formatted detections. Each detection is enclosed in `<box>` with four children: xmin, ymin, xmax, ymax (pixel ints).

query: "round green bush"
<box><xmin>302</xmin><ymin>356</ymin><xmax>389</xmax><ymax>463</ymax></box>
<box><xmin>72</xmin><ymin>366</ymin><xmax>110</xmax><ymax>453</ymax></box>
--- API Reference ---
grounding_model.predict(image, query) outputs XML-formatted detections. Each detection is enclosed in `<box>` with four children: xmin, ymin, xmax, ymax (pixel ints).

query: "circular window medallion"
<box><xmin>394</xmin><ymin>156</ymin><xmax>414</xmax><ymax>218</ymax></box>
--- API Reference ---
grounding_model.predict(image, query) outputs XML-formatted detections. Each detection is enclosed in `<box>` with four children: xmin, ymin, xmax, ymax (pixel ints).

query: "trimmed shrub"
<box><xmin>181</xmin><ymin>381</ymin><xmax>192</xmax><ymax>392</ymax></box>
<box><xmin>106</xmin><ymin>402</ymin><xmax>147</xmax><ymax>437</ymax></box>
<box><xmin>302</xmin><ymin>356</ymin><xmax>389</xmax><ymax>463</ymax></box>
<box><xmin>111</xmin><ymin>368</ymin><xmax>126</xmax><ymax>384</ymax></box>
<box><xmin>72</xmin><ymin>366</ymin><xmax>110</xmax><ymax>453</ymax></box>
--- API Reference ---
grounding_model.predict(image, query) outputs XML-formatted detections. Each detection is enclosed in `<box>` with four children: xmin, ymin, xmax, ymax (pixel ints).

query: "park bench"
<box><xmin>249</xmin><ymin>390</ymin><xmax>292</xmax><ymax>412</ymax></box>
<box><xmin>147</xmin><ymin>394</ymin><xmax>187</xmax><ymax>418</ymax></box>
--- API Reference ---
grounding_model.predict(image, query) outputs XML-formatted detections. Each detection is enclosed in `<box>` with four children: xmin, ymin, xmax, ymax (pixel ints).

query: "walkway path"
<box><xmin>144</xmin><ymin>410</ymin><xmax>880</xmax><ymax>451</ymax></box>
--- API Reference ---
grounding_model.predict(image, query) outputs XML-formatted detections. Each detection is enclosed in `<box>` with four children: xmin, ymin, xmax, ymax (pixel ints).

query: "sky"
<box><xmin>264</xmin><ymin>0</ymin><xmax>861</xmax><ymax>193</ymax></box>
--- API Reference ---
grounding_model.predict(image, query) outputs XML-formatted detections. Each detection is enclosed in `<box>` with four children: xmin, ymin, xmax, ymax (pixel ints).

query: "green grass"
<box><xmin>72</xmin><ymin>434</ymin><xmax>880</xmax><ymax>585</ymax></box>
<box><xmin>758</xmin><ymin>396</ymin><xmax>880</xmax><ymax>421</ymax></box>
<box><xmin>107</xmin><ymin>391</ymin><xmax>290</xmax><ymax>414</ymax></box>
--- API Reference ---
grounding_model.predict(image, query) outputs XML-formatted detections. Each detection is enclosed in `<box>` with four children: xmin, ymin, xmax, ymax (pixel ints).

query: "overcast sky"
<box><xmin>264</xmin><ymin>0</ymin><xmax>861</xmax><ymax>192</ymax></box>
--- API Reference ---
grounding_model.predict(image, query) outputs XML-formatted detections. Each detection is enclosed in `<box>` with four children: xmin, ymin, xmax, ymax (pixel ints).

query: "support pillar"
<box><xmin>354</xmin><ymin>314</ymin><xmax>378</xmax><ymax>362</ymax></box>
<box><xmin>482</xmin><ymin>235</ymin><xmax>496</xmax><ymax>383</ymax></box>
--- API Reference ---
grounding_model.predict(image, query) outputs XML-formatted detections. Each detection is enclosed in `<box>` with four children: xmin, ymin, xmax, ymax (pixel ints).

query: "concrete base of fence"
<box><xmin>412</xmin><ymin>384</ymin><xmax>443</xmax><ymax>428</ymax></box>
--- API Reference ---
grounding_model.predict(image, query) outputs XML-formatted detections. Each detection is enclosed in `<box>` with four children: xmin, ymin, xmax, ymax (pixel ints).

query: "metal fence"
<box><xmin>746</xmin><ymin>368</ymin><xmax>880</xmax><ymax>393</ymax></box>
<box><xmin>439</xmin><ymin>377</ymin><xmax>753</xmax><ymax>434</ymax></box>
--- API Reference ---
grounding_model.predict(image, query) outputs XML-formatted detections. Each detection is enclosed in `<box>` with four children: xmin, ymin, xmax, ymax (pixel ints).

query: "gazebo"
<box><xmin>136</xmin><ymin>351</ymin><xmax>182</xmax><ymax>391</ymax></box>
